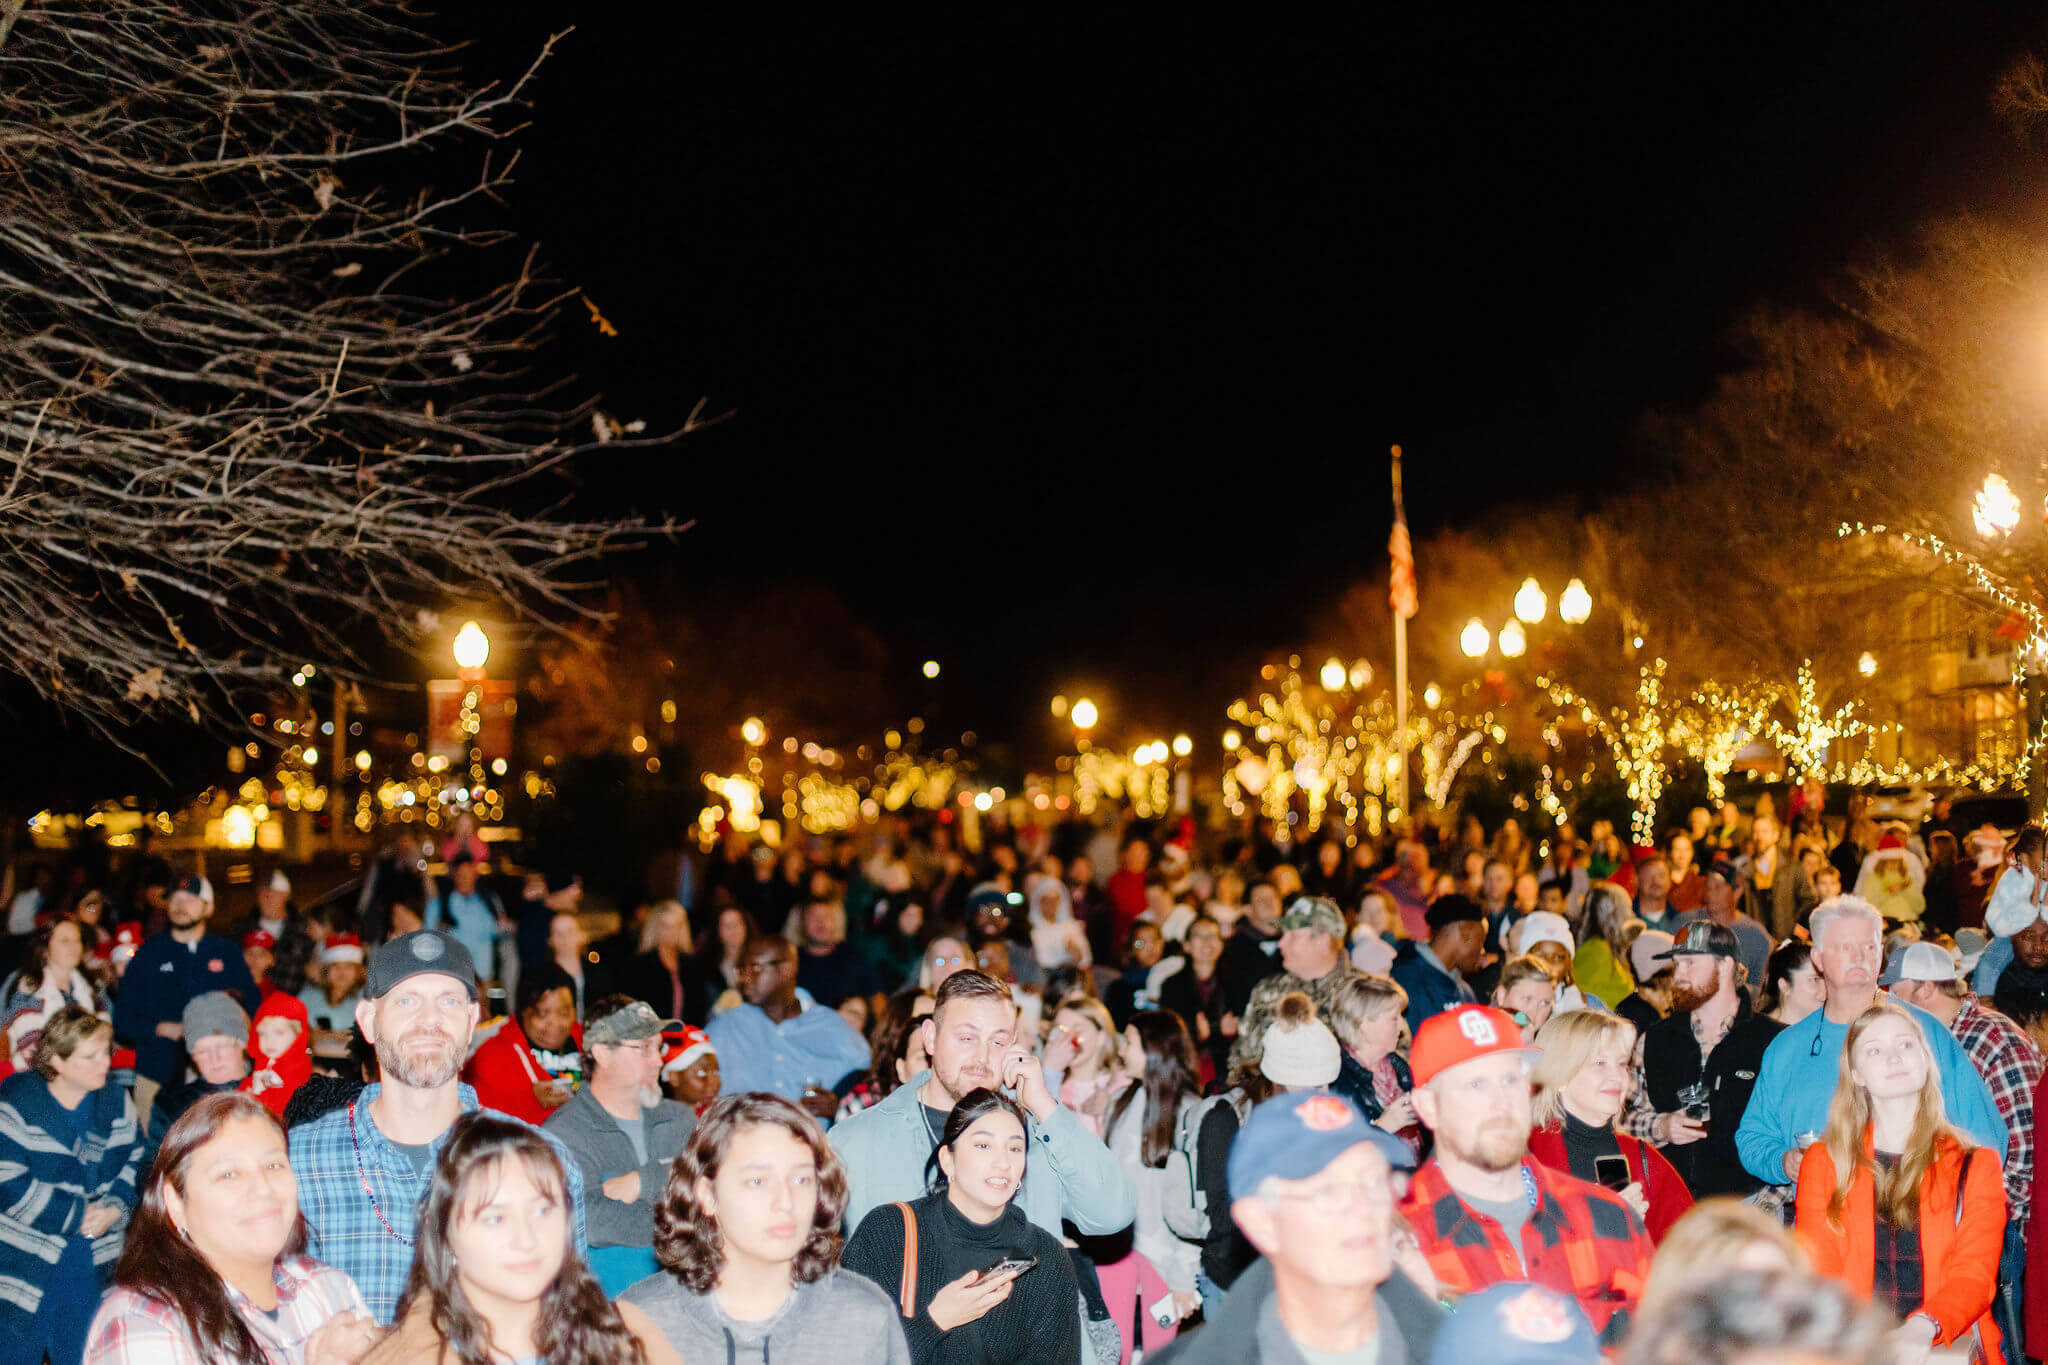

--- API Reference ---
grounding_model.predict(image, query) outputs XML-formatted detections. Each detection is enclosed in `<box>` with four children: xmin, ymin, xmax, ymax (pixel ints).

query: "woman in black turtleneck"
<box><xmin>841</xmin><ymin>1087</ymin><xmax>1081</xmax><ymax>1364</ymax></box>
<box><xmin>1525</xmin><ymin>1010</ymin><xmax>1694</xmax><ymax>1243</ymax></box>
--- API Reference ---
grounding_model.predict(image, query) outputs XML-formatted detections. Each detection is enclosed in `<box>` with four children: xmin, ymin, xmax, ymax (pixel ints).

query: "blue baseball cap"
<box><xmin>1428</xmin><ymin>1283</ymin><xmax>1600</xmax><ymax>1365</ymax></box>
<box><xmin>1226</xmin><ymin>1090</ymin><xmax>1412</xmax><ymax>1201</ymax></box>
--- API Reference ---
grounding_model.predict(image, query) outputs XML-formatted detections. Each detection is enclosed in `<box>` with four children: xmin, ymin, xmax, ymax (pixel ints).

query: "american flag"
<box><xmin>1389</xmin><ymin>516</ymin><xmax>1417</xmax><ymax>619</ymax></box>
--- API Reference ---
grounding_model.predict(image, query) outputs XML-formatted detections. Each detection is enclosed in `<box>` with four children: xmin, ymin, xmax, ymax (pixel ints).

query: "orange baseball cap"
<box><xmin>1410</xmin><ymin>1004</ymin><xmax>1537</xmax><ymax>1087</ymax></box>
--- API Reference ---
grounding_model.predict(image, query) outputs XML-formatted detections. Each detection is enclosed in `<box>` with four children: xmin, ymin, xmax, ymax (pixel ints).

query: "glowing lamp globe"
<box><xmin>1459</xmin><ymin>618</ymin><xmax>1490</xmax><ymax>659</ymax></box>
<box><xmin>1319</xmin><ymin>657</ymin><xmax>1346</xmax><ymax>691</ymax></box>
<box><xmin>1071</xmin><ymin>698</ymin><xmax>1098</xmax><ymax>730</ymax></box>
<box><xmin>1514</xmin><ymin>578</ymin><xmax>1547</xmax><ymax>624</ymax></box>
<box><xmin>1559</xmin><ymin>579</ymin><xmax>1592</xmax><ymax>625</ymax></box>
<box><xmin>452</xmin><ymin>621</ymin><xmax>490</xmax><ymax>672</ymax></box>
<box><xmin>1498</xmin><ymin>620</ymin><xmax>1527</xmax><ymax>658</ymax></box>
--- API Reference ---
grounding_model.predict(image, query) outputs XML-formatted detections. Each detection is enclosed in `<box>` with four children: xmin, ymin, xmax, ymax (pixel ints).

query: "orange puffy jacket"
<box><xmin>1794</xmin><ymin>1129</ymin><xmax>2006</xmax><ymax>1363</ymax></box>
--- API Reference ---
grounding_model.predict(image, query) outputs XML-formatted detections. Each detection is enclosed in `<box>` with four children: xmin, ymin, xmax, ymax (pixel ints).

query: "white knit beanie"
<box><xmin>1260</xmin><ymin>1014</ymin><xmax>1341</xmax><ymax>1088</ymax></box>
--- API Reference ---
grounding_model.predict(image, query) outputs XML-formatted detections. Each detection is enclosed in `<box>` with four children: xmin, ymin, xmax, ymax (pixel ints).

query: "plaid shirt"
<box><xmin>1948</xmin><ymin>997</ymin><xmax>2041</xmax><ymax>1220</ymax></box>
<box><xmin>1399</xmin><ymin>1158</ymin><xmax>1656</xmax><ymax>1345</ymax></box>
<box><xmin>287</xmin><ymin>1082</ymin><xmax>587</xmax><ymax>1325</ymax></box>
<box><xmin>84</xmin><ymin>1255</ymin><xmax>365</xmax><ymax>1365</ymax></box>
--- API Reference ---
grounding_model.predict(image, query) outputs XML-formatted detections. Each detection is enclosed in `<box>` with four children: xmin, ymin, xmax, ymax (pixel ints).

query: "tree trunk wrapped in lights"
<box><xmin>0</xmin><ymin>1</ymin><xmax>685</xmax><ymax>737</ymax></box>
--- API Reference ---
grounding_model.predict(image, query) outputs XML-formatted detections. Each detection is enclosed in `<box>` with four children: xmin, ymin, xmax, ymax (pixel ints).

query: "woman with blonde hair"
<box><xmin>1528</xmin><ymin>1009</ymin><xmax>1694</xmax><ymax>1242</ymax></box>
<box><xmin>1491</xmin><ymin>954</ymin><xmax>1558</xmax><ymax>1044</ymax></box>
<box><xmin>1637</xmin><ymin>1198</ymin><xmax>1804</xmax><ymax>1324</ymax></box>
<box><xmin>1794</xmin><ymin>1000</ymin><xmax>2005</xmax><ymax>1364</ymax></box>
<box><xmin>1046</xmin><ymin>994</ymin><xmax>1124</xmax><ymax>1136</ymax></box>
<box><xmin>1326</xmin><ymin>974</ymin><xmax>1416</xmax><ymax>1143</ymax></box>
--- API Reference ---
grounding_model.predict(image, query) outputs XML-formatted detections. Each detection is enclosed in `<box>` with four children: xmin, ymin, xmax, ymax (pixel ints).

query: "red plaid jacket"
<box><xmin>1399</xmin><ymin>1157</ymin><xmax>1656</xmax><ymax>1344</ymax></box>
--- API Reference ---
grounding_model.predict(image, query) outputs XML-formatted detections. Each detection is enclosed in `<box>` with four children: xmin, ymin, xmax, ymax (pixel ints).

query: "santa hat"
<box><xmin>661</xmin><ymin>1024</ymin><xmax>715</xmax><ymax>1078</ymax></box>
<box><xmin>109</xmin><ymin>921</ymin><xmax>144</xmax><ymax>969</ymax></box>
<box><xmin>242</xmin><ymin>929</ymin><xmax>277</xmax><ymax>952</ymax></box>
<box><xmin>319</xmin><ymin>932</ymin><xmax>364</xmax><ymax>966</ymax></box>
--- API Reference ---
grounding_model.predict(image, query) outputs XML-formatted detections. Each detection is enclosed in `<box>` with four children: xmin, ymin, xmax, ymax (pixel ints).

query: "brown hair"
<box><xmin>33</xmin><ymin>1003</ymin><xmax>110</xmax><ymax>1079</ymax></box>
<box><xmin>652</xmin><ymin>1092</ymin><xmax>848</xmax><ymax>1294</ymax></box>
<box><xmin>929</xmin><ymin>968</ymin><xmax>1013</xmax><ymax>1026</ymax></box>
<box><xmin>396</xmin><ymin>1112</ymin><xmax>644</xmax><ymax>1365</ymax></box>
<box><xmin>112</xmin><ymin>1093</ymin><xmax>301</xmax><ymax>1365</ymax></box>
<box><xmin>1637</xmin><ymin>1198</ymin><xmax>1804</xmax><ymax>1325</ymax></box>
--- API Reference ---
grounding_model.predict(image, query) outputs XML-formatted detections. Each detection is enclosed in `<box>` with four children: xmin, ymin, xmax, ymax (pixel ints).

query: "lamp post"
<box><xmin>1975</xmin><ymin>472</ymin><xmax>2043</xmax><ymax>815</ymax></box>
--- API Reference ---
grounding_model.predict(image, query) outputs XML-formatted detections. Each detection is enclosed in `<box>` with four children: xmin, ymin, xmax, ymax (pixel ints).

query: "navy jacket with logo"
<box><xmin>112</xmin><ymin>931</ymin><xmax>260</xmax><ymax>1084</ymax></box>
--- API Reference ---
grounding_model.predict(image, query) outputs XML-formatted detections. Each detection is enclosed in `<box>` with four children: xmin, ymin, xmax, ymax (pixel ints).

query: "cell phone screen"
<box><xmin>983</xmin><ymin>1258</ymin><xmax>1036</xmax><ymax>1278</ymax></box>
<box><xmin>1594</xmin><ymin>1154</ymin><xmax>1631</xmax><ymax>1191</ymax></box>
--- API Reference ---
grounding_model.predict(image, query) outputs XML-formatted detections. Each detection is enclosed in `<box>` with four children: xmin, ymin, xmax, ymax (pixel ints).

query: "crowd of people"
<box><xmin>0</xmin><ymin>788</ymin><xmax>2043</xmax><ymax>1364</ymax></box>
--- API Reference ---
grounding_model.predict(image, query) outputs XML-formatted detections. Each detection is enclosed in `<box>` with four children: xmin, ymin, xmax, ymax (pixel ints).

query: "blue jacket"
<box><xmin>827</xmin><ymin>1068</ymin><xmax>1135</xmax><ymax>1239</ymax></box>
<box><xmin>1391</xmin><ymin>940</ymin><xmax>1475</xmax><ymax>1035</ymax></box>
<box><xmin>0</xmin><ymin>1071</ymin><xmax>138</xmax><ymax>1327</ymax></box>
<box><xmin>112</xmin><ymin>932</ymin><xmax>259</xmax><ymax>1084</ymax></box>
<box><xmin>1734</xmin><ymin>996</ymin><xmax>2009</xmax><ymax>1185</ymax></box>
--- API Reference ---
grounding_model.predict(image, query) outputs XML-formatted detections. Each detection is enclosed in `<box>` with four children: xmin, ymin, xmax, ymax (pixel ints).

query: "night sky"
<box><xmin>458</xmin><ymin>3</ymin><xmax>2048</xmax><ymax>761</ymax></box>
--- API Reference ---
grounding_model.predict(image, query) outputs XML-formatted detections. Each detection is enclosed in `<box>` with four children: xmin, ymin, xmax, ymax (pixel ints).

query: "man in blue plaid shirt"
<box><xmin>289</xmin><ymin>929</ymin><xmax>587</xmax><ymax>1324</ymax></box>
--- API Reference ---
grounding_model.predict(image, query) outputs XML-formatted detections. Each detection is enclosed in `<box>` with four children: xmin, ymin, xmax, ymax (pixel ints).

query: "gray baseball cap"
<box><xmin>365</xmin><ymin>930</ymin><xmax>477</xmax><ymax>1000</ymax></box>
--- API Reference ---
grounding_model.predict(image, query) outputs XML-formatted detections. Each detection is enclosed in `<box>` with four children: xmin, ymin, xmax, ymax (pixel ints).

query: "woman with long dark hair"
<box><xmin>0</xmin><ymin>918</ymin><xmax>107</xmax><ymax>1068</ymax></box>
<box><xmin>0</xmin><ymin>1005</ymin><xmax>136</xmax><ymax>1365</ymax></box>
<box><xmin>85</xmin><ymin>1092</ymin><xmax>375</xmax><ymax>1365</ymax></box>
<box><xmin>365</xmin><ymin>1112</ymin><xmax>674</xmax><ymax>1365</ymax></box>
<box><xmin>622</xmin><ymin>1092</ymin><xmax>910</xmax><ymax>1364</ymax></box>
<box><xmin>841</xmin><ymin>1087</ymin><xmax>1079</xmax><ymax>1365</ymax></box>
<box><xmin>1760</xmin><ymin>938</ymin><xmax>1826</xmax><ymax>1027</ymax></box>
<box><xmin>1100</xmin><ymin>1011</ymin><xmax>1205</xmax><ymax>1351</ymax></box>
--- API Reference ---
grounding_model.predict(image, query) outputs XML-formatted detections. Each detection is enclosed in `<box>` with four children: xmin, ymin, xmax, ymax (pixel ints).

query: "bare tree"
<box><xmin>0</xmin><ymin>1</ymin><xmax>687</xmax><ymax>742</ymax></box>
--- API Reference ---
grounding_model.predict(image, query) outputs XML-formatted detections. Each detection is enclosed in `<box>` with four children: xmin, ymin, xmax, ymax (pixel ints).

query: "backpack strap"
<box><xmin>892</xmin><ymin>1200</ymin><xmax>918</xmax><ymax>1317</ymax></box>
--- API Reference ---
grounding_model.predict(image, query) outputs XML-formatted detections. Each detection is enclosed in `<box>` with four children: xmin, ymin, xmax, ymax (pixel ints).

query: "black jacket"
<box><xmin>1221</xmin><ymin>923</ymin><xmax>1282</xmax><ymax>1018</ymax></box>
<box><xmin>1639</xmin><ymin>993</ymin><xmax>1783</xmax><ymax>1198</ymax></box>
<box><xmin>1149</xmin><ymin>1257</ymin><xmax>1442</xmax><ymax>1365</ymax></box>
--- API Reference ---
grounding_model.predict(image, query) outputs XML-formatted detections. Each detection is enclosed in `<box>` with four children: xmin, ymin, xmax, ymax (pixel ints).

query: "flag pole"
<box><xmin>1391</xmin><ymin>444</ymin><xmax>1410</xmax><ymax>824</ymax></box>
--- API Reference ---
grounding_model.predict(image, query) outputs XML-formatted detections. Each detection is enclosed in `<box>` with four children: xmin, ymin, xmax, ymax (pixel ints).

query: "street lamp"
<box><xmin>1172</xmin><ymin>734</ymin><xmax>1192</xmax><ymax>757</ymax></box>
<box><xmin>1348</xmin><ymin>659</ymin><xmax>1372</xmax><ymax>689</ymax></box>
<box><xmin>1222</xmin><ymin>729</ymin><xmax>1241</xmax><ymax>751</ymax></box>
<box><xmin>741</xmin><ymin>716</ymin><xmax>766</xmax><ymax>747</ymax></box>
<box><xmin>1858</xmin><ymin>651</ymin><xmax>1878</xmax><ymax>678</ymax></box>
<box><xmin>1559</xmin><ymin>578</ymin><xmax>1592</xmax><ymax>625</ymax></box>
<box><xmin>1460</xmin><ymin>618</ymin><xmax>1490</xmax><ymax>659</ymax></box>
<box><xmin>1499</xmin><ymin>620</ymin><xmax>1528</xmax><ymax>658</ymax></box>
<box><xmin>1319</xmin><ymin>657</ymin><xmax>1346</xmax><ymax>691</ymax></box>
<box><xmin>1514</xmin><ymin>578</ymin><xmax>1547</xmax><ymax>624</ymax></box>
<box><xmin>922</xmin><ymin>659</ymin><xmax>941</xmax><ymax>679</ymax></box>
<box><xmin>452</xmin><ymin>620</ymin><xmax>489</xmax><ymax>673</ymax></box>
<box><xmin>1975</xmin><ymin>473</ymin><xmax>2022</xmax><ymax>538</ymax></box>
<box><xmin>1071</xmin><ymin>698</ymin><xmax>1098</xmax><ymax>731</ymax></box>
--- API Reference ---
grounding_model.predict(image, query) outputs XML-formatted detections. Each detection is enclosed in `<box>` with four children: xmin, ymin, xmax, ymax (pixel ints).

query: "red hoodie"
<box><xmin>242</xmin><ymin>992</ymin><xmax>312</xmax><ymax>1120</ymax></box>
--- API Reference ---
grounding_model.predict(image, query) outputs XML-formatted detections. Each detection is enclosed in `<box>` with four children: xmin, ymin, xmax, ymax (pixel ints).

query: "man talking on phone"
<box><xmin>1397</xmin><ymin>1004</ymin><xmax>1654</xmax><ymax>1347</ymax></box>
<box><xmin>830</xmin><ymin>969</ymin><xmax>1135</xmax><ymax>1236</ymax></box>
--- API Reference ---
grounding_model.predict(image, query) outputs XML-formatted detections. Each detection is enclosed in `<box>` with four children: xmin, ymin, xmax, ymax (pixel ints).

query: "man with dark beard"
<box><xmin>287</xmin><ymin>930</ymin><xmax>588</xmax><ymax>1324</ymax></box>
<box><xmin>1398</xmin><ymin>1004</ymin><xmax>1655</xmax><ymax>1347</ymax></box>
<box><xmin>1621</xmin><ymin>921</ymin><xmax>1783</xmax><ymax>1199</ymax></box>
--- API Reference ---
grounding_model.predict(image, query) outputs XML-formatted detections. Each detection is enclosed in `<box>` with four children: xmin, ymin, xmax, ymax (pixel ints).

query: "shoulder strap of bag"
<box><xmin>892</xmin><ymin>1200</ymin><xmax>918</xmax><ymax>1317</ymax></box>
<box><xmin>1954</xmin><ymin>1146</ymin><xmax>1974</xmax><ymax>1227</ymax></box>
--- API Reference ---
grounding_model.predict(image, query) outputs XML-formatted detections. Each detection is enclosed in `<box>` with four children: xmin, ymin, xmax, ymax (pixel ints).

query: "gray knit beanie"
<box><xmin>183</xmin><ymin>991</ymin><xmax>250</xmax><ymax>1047</ymax></box>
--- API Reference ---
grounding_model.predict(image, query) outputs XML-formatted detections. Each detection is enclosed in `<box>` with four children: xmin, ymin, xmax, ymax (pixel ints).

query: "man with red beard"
<box><xmin>287</xmin><ymin>930</ymin><xmax>588</xmax><ymax>1324</ymax></box>
<box><xmin>1399</xmin><ymin>1004</ymin><xmax>1654</xmax><ymax>1347</ymax></box>
<box><xmin>1621</xmin><ymin>921</ymin><xmax>1783</xmax><ymax>1200</ymax></box>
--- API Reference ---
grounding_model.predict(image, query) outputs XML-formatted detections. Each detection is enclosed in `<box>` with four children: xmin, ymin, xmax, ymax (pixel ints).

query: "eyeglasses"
<box><xmin>928</xmin><ymin>954</ymin><xmax>965</xmax><ymax>968</ymax></box>
<box><xmin>1262</xmin><ymin>1172</ymin><xmax>1409</xmax><ymax>1212</ymax></box>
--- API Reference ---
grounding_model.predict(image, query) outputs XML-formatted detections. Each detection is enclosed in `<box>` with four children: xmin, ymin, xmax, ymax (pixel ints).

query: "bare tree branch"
<box><xmin>0</xmin><ymin>2</ymin><xmax>693</xmax><ymax>740</ymax></box>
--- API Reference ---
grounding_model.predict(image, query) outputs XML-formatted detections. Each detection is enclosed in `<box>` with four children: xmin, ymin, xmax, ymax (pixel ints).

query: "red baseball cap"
<box><xmin>1410</xmin><ymin>1005</ymin><xmax>1536</xmax><ymax>1087</ymax></box>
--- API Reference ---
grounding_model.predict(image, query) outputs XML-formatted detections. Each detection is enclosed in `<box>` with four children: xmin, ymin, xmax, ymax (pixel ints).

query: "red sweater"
<box><xmin>1526</xmin><ymin>1120</ymin><xmax>1695</xmax><ymax>1244</ymax></box>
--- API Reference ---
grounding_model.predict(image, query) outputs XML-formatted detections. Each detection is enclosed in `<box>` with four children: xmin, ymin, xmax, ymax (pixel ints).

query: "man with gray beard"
<box><xmin>287</xmin><ymin>930</ymin><xmax>588</xmax><ymax>1324</ymax></box>
<box><xmin>545</xmin><ymin>996</ymin><xmax>698</xmax><ymax>1292</ymax></box>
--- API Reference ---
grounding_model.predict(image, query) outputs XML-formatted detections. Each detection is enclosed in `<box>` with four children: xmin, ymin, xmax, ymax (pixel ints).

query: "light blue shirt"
<box><xmin>439</xmin><ymin>890</ymin><xmax>499</xmax><ymax>977</ymax></box>
<box><xmin>1734</xmin><ymin>995</ymin><xmax>2009</xmax><ymax>1185</ymax></box>
<box><xmin>707</xmin><ymin>997</ymin><xmax>871</xmax><ymax>1107</ymax></box>
<box><xmin>1975</xmin><ymin>935</ymin><xmax>2013</xmax><ymax>997</ymax></box>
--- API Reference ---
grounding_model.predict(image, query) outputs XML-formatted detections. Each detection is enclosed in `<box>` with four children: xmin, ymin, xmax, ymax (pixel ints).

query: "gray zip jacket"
<box><xmin>542</xmin><ymin>1086</ymin><xmax>696</xmax><ymax>1247</ymax></box>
